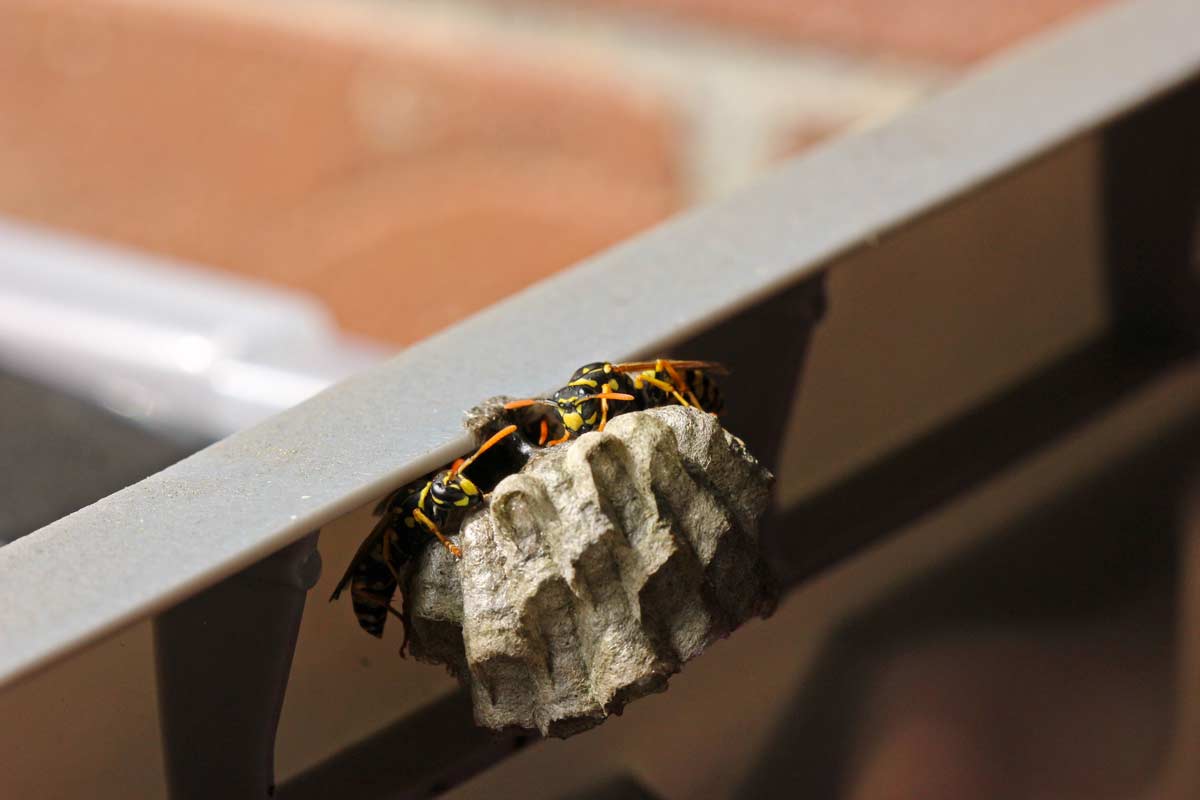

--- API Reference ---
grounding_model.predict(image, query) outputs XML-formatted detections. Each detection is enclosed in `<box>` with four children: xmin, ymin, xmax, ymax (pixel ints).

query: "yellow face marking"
<box><xmin>569</xmin><ymin>378</ymin><xmax>599</xmax><ymax>388</ymax></box>
<box><xmin>418</xmin><ymin>482</ymin><xmax>431</xmax><ymax>507</ymax></box>
<box><xmin>585</xmin><ymin>411</ymin><xmax>597</xmax><ymax>425</ymax></box>
<box><xmin>459</xmin><ymin>477</ymin><xmax>478</xmax><ymax>497</ymax></box>
<box><xmin>562</xmin><ymin>410</ymin><xmax>584</xmax><ymax>431</ymax></box>
<box><xmin>603</xmin><ymin>363</ymin><xmax>612</xmax><ymax>373</ymax></box>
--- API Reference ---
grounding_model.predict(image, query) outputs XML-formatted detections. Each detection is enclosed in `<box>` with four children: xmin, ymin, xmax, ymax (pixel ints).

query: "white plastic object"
<box><xmin>0</xmin><ymin>219</ymin><xmax>386</xmax><ymax>439</ymax></box>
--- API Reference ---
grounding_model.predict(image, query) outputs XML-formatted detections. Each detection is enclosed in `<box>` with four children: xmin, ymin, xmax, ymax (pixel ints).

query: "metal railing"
<box><xmin>1</xmin><ymin>0</ymin><xmax>1197</xmax><ymax>796</ymax></box>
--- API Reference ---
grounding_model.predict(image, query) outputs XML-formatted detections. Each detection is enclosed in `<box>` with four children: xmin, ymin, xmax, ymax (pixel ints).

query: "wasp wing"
<box><xmin>372</xmin><ymin>492</ymin><xmax>395</xmax><ymax>517</ymax></box>
<box><xmin>329</xmin><ymin>510</ymin><xmax>393</xmax><ymax>602</ymax></box>
<box><xmin>613</xmin><ymin>359</ymin><xmax>729</xmax><ymax>375</ymax></box>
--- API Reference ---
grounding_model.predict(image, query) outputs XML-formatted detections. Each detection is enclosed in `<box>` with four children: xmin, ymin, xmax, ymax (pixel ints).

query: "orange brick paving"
<box><xmin>0</xmin><ymin>0</ymin><xmax>678</xmax><ymax>345</ymax></box>
<box><xmin>0</xmin><ymin>0</ymin><xmax>1113</xmax><ymax>345</ymax></box>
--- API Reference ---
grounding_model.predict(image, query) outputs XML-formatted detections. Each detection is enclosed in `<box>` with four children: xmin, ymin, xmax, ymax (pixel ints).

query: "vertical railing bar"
<box><xmin>1162</xmin><ymin>480</ymin><xmax>1200</xmax><ymax>798</ymax></box>
<box><xmin>155</xmin><ymin>533</ymin><xmax>321</xmax><ymax>799</ymax></box>
<box><xmin>1101</xmin><ymin>79</ymin><xmax>1200</xmax><ymax>350</ymax></box>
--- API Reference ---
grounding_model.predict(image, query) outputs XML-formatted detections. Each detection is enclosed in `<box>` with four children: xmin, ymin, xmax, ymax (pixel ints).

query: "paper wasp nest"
<box><xmin>404</xmin><ymin>405</ymin><xmax>777</xmax><ymax>738</ymax></box>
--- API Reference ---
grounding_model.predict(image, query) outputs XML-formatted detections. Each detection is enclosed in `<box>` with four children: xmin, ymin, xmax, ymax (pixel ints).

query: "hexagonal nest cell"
<box><xmin>404</xmin><ymin>405</ymin><xmax>777</xmax><ymax>738</ymax></box>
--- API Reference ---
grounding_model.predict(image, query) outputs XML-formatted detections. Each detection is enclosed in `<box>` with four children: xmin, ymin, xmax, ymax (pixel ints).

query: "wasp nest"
<box><xmin>404</xmin><ymin>405</ymin><xmax>777</xmax><ymax>738</ymax></box>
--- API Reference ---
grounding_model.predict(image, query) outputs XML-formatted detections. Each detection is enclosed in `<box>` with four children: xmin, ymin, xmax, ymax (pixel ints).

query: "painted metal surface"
<box><xmin>1</xmin><ymin>0</ymin><xmax>1198</xmax><ymax>695</ymax></box>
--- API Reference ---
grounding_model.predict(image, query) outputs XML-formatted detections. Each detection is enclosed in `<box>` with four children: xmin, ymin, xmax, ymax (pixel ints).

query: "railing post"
<box><xmin>155</xmin><ymin>532</ymin><xmax>321</xmax><ymax>799</ymax></box>
<box><xmin>1164</xmin><ymin>478</ymin><xmax>1200</xmax><ymax>799</ymax></box>
<box><xmin>668</xmin><ymin>273</ymin><xmax>827</xmax><ymax>476</ymax></box>
<box><xmin>1102</xmin><ymin>79</ymin><xmax>1200</xmax><ymax>350</ymax></box>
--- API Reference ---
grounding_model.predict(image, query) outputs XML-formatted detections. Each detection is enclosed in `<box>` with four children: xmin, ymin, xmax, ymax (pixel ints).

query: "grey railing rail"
<box><xmin>1</xmin><ymin>0</ymin><xmax>1198</xmax><ymax>796</ymax></box>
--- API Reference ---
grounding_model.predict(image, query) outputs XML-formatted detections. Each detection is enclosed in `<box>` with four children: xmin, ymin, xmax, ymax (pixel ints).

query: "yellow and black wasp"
<box><xmin>330</xmin><ymin>424</ymin><xmax>520</xmax><ymax>647</ymax></box>
<box><xmin>505</xmin><ymin>359</ymin><xmax>726</xmax><ymax>445</ymax></box>
<box><xmin>332</xmin><ymin>358</ymin><xmax>726</xmax><ymax>646</ymax></box>
<box><xmin>616</xmin><ymin>359</ymin><xmax>726</xmax><ymax>415</ymax></box>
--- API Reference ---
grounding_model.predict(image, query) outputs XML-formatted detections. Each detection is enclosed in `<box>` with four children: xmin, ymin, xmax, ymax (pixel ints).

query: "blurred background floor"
<box><xmin>0</xmin><ymin>0</ymin><xmax>1109</xmax><ymax>346</ymax></box>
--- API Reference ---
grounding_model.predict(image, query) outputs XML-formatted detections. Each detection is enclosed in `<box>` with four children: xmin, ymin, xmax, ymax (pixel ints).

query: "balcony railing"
<box><xmin>1</xmin><ymin>0</ymin><xmax>1197</xmax><ymax>797</ymax></box>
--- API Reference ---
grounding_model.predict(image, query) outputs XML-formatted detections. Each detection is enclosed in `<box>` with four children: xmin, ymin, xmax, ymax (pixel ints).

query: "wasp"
<box><xmin>504</xmin><ymin>359</ymin><xmax>726</xmax><ymax>445</ymax></box>
<box><xmin>330</xmin><ymin>424</ymin><xmax>520</xmax><ymax>646</ymax></box>
<box><xmin>616</xmin><ymin>359</ymin><xmax>726</xmax><ymax>416</ymax></box>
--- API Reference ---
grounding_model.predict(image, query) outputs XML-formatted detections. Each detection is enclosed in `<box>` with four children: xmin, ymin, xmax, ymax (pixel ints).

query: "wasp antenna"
<box><xmin>585</xmin><ymin>391</ymin><xmax>636</xmax><ymax>402</ymax></box>
<box><xmin>456</xmin><ymin>424</ymin><xmax>519</xmax><ymax>474</ymax></box>
<box><xmin>504</xmin><ymin>398</ymin><xmax>541</xmax><ymax>410</ymax></box>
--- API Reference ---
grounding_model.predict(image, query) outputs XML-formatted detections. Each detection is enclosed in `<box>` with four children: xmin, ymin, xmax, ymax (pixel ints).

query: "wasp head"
<box><xmin>551</xmin><ymin>384</ymin><xmax>602</xmax><ymax>436</ymax></box>
<box><xmin>429</xmin><ymin>469</ymin><xmax>482</xmax><ymax>510</ymax></box>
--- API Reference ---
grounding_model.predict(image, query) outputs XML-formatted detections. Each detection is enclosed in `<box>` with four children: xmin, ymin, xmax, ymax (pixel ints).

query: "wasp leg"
<box><xmin>349</xmin><ymin>588</ymin><xmax>404</xmax><ymax>621</ymax></box>
<box><xmin>398</xmin><ymin>625</ymin><xmax>412</xmax><ymax>658</ymax></box>
<box><xmin>660</xmin><ymin>359</ymin><xmax>705</xmax><ymax>409</ymax></box>
<box><xmin>639</xmin><ymin>373</ymin><xmax>693</xmax><ymax>408</ymax></box>
<box><xmin>380</xmin><ymin>533</ymin><xmax>407</xmax><ymax>586</ymax></box>
<box><xmin>412</xmin><ymin>507</ymin><xmax>463</xmax><ymax>558</ymax></box>
<box><xmin>588</xmin><ymin>390</ymin><xmax>636</xmax><ymax>432</ymax></box>
<box><xmin>350</xmin><ymin>589</ymin><xmax>411</xmax><ymax>655</ymax></box>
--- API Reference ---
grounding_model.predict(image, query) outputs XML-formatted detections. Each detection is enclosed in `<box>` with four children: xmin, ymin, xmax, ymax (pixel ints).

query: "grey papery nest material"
<box><xmin>404</xmin><ymin>405</ymin><xmax>777</xmax><ymax>738</ymax></box>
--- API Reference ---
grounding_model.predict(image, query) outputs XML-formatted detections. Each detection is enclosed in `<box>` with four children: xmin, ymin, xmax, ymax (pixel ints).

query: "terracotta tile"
<box><xmin>0</xmin><ymin>0</ymin><xmax>680</xmax><ymax>344</ymax></box>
